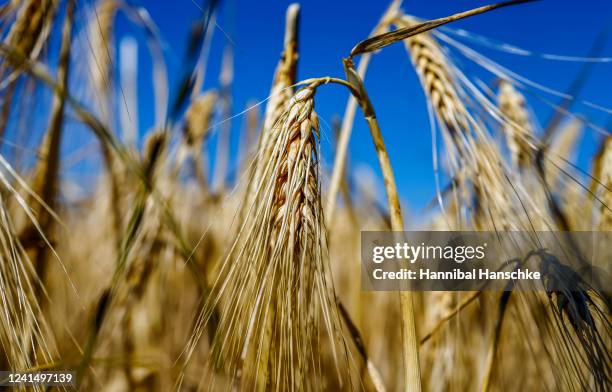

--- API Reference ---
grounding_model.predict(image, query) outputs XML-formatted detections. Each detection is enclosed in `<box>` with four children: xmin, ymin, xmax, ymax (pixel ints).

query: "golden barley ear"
<box><xmin>1</xmin><ymin>0</ymin><xmax>57</xmax><ymax>77</ymax></box>
<box><xmin>175</xmin><ymin>90</ymin><xmax>217</xmax><ymax>187</ymax></box>
<box><xmin>0</xmin><ymin>0</ymin><xmax>57</xmax><ymax>139</ymax></box>
<box><xmin>246</xmin><ymin>3</ymin><xmax>301</xmax><ymax>208</ymax></box>
<box><xmin>399</xmin><ymin>15</ymin><xmax>470</xmax><ymax>153</ymax></box>
<box><xmin>350</xmin><ymin>0</ymin><xmax>538</xmax><ymax>57</ymax></box>
<box><xmin>497</xmin><ymin>81</ymin><xmax>536</xmax><ymax>170</ymax></box>
<box><xmin>184</xmin><ymin>91</ymin><xmax>218</xmax><ymax>148</ymax></box>
<box><xmin>183</xmin><ymin>85</ymin><xmax>350</xmax><ymax>390</ymax></box>
<box><xmin>87</xmin><ymin>0</ymin><xmax>118</xmax><ymax>117</ymax></box>
<box><xmin>544</xmin><ymin>118</ymin><xmax>583</xmax><ymax>189</ymax></box>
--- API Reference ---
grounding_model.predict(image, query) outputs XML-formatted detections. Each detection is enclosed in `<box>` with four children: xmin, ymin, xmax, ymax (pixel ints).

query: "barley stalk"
<box><xmin>212</xmin><ymin>46</ymin><xmax>233</xmax><ymax>192</ymax></box>
<box><xmin>342</xmin><ymin>61</ymin><xmax>422</xmax><ymax>392</ymax></box>
<box><xmin>326</xmin><ymin>0</ymin><xmax>401</xmax><ymax>222</ymax></box>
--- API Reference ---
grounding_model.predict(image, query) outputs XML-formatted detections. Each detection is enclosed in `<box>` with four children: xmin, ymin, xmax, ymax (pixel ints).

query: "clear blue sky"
<box><xmin>115</xmin><ymin>0</ymin><xmax>611</xmax><ymax>216</ymax></box>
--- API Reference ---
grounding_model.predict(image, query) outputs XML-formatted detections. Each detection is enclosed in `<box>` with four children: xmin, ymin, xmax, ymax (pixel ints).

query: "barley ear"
<box><xmin>248</xmin><ymin>3</ymin><xmax>300</xmax><ymax>204</ymax></box>
<box><xmin>497</xmin><ymin>81</ymin><xmax>535</xmax><ymax>170</ymax></box>
<box><xmin>350</xmin><ymin>0</ymin><xmax>537</xmax><ymax>58</ymax></box>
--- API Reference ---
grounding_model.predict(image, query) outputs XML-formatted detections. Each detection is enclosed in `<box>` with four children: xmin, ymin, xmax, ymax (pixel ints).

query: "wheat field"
<box><xmin>0</xmin><ymin>0</ymin><xmax>610</xmax><ymax>390</ymax></box>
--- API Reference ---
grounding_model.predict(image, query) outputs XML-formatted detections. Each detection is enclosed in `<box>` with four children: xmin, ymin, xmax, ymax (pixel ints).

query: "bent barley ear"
<box><xmin>185</xmin><ymin>84</ymin><xmax>350</xmax><ymax>390</ymax></box>
<box><xmin>350</xmin><ymin>0</ymin><xmax>538</xmax><ymax>58</ymax></box>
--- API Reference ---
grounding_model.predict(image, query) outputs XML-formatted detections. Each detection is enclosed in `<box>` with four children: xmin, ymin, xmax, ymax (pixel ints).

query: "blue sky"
<box><xmin>113</xmin><ymin>0</ymin><xmax>611</xmax><ymax>216</ymax></box>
